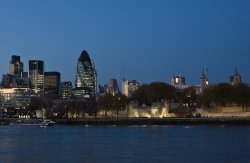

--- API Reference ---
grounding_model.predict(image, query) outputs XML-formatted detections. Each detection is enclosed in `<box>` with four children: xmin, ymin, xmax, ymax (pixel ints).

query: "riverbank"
<box><xmin>55</xmin><ymin>117</ymin><xmax>250</xmax><ymax>125</ymax></box>
<box><xmin>2</xmin><ymin>117</ymin><xmax>250</xmax><ymax>126</ymax></box>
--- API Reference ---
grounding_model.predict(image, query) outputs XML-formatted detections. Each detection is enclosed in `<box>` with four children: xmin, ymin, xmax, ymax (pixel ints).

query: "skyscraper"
<box><xmin>75</xmin><ymin>50</ymin><xmax>97</xmax><ymax>96</ymax></box>
<box><xmin>60</xmin><ymin>81</ymin><xmax>73</xmax><ymax>99</ymax></box>
<box><xmin>29</xmin><ymin>60</ymin><xmax>44</xmax><ymax>93</ymax></box>
<box><xmin>9</xmin><ymin>55</ymin><xmax>23</xmax><ymax>78</ymax></box>
<box><xmin>44</xmin><ymin>71</ymin><xmax>61</xmax><ymax>96</ymax></box>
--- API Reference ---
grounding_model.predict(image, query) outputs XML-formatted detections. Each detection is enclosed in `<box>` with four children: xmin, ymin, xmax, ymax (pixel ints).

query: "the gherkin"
<box><xmin>75</xmin><ymin>50</ymin><xmax>97</xmax><ymax>96</ymax></box>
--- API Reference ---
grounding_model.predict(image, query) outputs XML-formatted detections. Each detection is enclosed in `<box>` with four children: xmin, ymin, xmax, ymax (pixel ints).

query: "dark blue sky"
<box><xmin>0</xmin><ymin>0</ymin><xmax>249</xmax><ymax>85</ymax></box>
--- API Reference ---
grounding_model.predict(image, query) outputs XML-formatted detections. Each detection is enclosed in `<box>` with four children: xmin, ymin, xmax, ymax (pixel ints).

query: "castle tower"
<box><xmin>229</xmin><ymin>66</ymin><xmax>241</xmax><ymax>85</ymax></box>
<box><xmin>200</xmin><ymin>68</ymin><xmax>208</xmax><ymax>94</ymax></box>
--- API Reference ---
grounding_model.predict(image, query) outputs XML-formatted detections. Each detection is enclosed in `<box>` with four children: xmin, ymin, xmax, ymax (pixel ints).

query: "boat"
<box><xmin>9</xmin><ymin>119</ymin><xmax>55</xmax><ymax>127</ymax></box>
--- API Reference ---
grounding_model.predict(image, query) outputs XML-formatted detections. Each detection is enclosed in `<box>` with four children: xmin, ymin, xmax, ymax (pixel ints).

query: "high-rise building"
<box><xmin>2</xmin><ymin>56</ymin><xmax>28</xmax><ymax>88</ymax></box>
<box><xmin>44</xmin><ymin>71</ymin><xmax>61</xmax><ymax>96</ymax></box>
<box><xmin>106</xmin><ymin>78</ymin><xmax>120</xmax><ymax>95</ymax></box>
<box><xmin>123</xmin><ymin>80</ymin><xmax>140</xmax><ymax>97</ymax></box>
<box><xmin>75</xmin><ymin>50</ymin><xmax>97</xmax><ymax>96</ymax></box>
<box><xmin>60</xmin><ymin>81</ymin><xmax>73</xmax><ymax>99</ymax></box>
<box><xmin>9</xmin><ymin>55</ymin><xmax>23</xmax><ymax>78</ymax></box>
<box><xmin>229</xmin><ymin>66</ymin><xmax>241</xmax><ymax>85</ymax></box>
<box><xmin>29</xmin><ymin>60</ymin><xmax>44</xmax><ymax>93</ymax></box>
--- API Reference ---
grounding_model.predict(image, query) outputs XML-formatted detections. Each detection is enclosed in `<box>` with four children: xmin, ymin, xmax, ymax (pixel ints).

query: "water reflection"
<box><xmin>0</xmin><ymin>125</ymin><xmax>250</xmax><ymax>163</ymax></box>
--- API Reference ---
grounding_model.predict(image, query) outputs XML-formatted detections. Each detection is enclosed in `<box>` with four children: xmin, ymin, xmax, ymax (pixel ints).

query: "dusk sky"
<box><xmin>0</xmin><ymin>0</ymin><xmax>249</xmax><ymax>86</ymax></box>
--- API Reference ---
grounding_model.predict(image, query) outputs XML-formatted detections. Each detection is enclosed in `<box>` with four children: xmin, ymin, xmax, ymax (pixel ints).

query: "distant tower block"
<box><xmin>229</xmin><ymin>66</ymin><xmax>241</xmax><ymax>85</ymax></box>
<box><xmin>29</xmin><ymin>60</ymin><xmax>44</xmax><ymax>93</ymax></box>
<box><xmin>123</xmin><ymin>80</ymin><xmax>140</xmax><ymax>97</ymax></box>
<box><xmin>200</xmin><ymin>68</ymin><xmax>208</xmax><ymax>94</ymax></box>
<box><xmin>106</xmin><ymin>78</ymin><xmax>120</xmax><ymax>95</ymax></box>
<box><xmin>60</xmin><ymin>81</ymin><xmax>73</xmax><ymax>99</ymax></box>
<box><xmin>44</xmin><ymin>71</ymin><xmax>61</xmax><ymax>96</ymax></box>
<box><xmin>9</xmin><ymin>55</ymin><xmax>23</xmax><ymax>78</ymax></box>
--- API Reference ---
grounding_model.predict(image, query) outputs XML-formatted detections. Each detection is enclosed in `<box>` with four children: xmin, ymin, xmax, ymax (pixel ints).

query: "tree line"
<box><xmin>132</xmin><ymin>82</ymin><xmax>250</xmax><ymax>108</ymax></box>
<box><xmin>132</xmin><ymin>82</ymin><xmax>197</xmax><ymax>108</ymax></box>
<box><xmin>201</xmin><ymin>83</ymin><xmax>250</xmax><ymax>108</ymax></box>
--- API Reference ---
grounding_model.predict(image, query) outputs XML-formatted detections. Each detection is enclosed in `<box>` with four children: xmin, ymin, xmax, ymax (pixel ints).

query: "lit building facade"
<box><xmin>75</xmin><ymin>50</ymin><xmax>97</xmax><ymax>96</ymax></box>
<box><xmin>73</xmin><ymin>87</ymin><xmax>91</xmax><ymax>98</ymax></box>
<box><xmin>0</xmin><ymin>88</ymin><xmax>35</xmax><ymax>110</ymax></box>
<box><xmin>29</xmin><ymin>60</ymin><xmax>44</xmax><ymax>93</ymax></box>
<box><xmin>44</xmin><ymin>71</ymin><xmax>61</xmax><ymax>96</ymax></box>
<box><xmin>123</xmin><ymin>80</ymin><xmax>140</xmax><ymax>97</ymax></box>
<box><xmin>60</xmin><ymin>81</ymin><xmax>73</xmax><ymax>99</ymax></box>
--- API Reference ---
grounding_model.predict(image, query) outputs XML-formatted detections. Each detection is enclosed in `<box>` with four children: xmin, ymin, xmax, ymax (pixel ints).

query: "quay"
<box><xmin>2</xmin><ymin>117</ymin><xmax>250</xmax><ymax>126</ymax></box>
<box><xmin>54</xmin><ymin>117</ymin><xmax>250</xmax><ymax>125</ymax></box>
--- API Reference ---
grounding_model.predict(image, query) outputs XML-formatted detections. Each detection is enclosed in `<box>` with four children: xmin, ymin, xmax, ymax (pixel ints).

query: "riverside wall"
<box><xmin>53</xmin><ymin>117</ymin><xmax>250</xmax><ymax>125</ymax></box>
<box><xmin>2</xmin><ymin>117</ymin><xmax>250</xmax><ymax>125</ymax></box>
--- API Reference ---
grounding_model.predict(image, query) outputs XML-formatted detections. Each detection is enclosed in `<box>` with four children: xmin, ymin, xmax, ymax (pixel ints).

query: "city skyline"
<box><xmin>0</xmin><ymin>53</ymin><xmax>246</xmax><ymax>87</ymax></box>
<box><xmin>0</xmin><ymin>0</ymin><xmax>249</xmax><ymax>85</ymax></box>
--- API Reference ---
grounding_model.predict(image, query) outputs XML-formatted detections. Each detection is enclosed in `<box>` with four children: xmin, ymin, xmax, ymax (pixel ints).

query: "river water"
<box><xmin>0</xmin><ymin>125</ymin><xmax>250</xmax><ymax>163</ymax></box>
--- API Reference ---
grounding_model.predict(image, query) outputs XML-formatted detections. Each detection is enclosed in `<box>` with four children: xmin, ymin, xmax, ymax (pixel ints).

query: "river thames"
<box><xmin>0</xmin><ymin>125</ymin><xmax>250</xmax><ymax>163</ymax></box>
